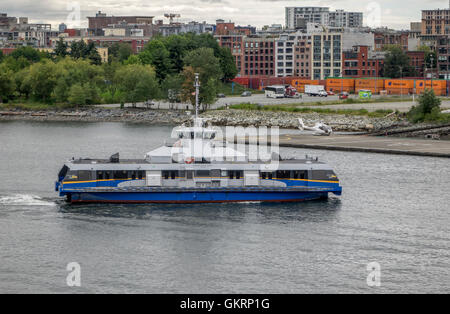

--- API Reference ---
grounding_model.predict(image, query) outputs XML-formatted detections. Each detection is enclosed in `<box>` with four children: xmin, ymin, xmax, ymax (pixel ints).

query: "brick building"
<box><xmin>406</xmin><ymin>51</ymin><xmax>425</xmax><ymax>77</ymax></box>
<box><xmin>374</xmin><ymin>29</ymin><xmax>409</xmax><ymax>51</ymax></box>
<box><xmin>87</xmin><ymin>11</ymin><xmax>153</xmax><ymax>34</ymax></box>
<box><xmin>242</xmin><ymin>37</ymin><xmax>275</xmax><ymax>76</ymax></box>
<box><xmin>342</xmin><ymin>45</ymin><xmax>384</xmax><ymax>78</ymax></box>
<box><xmin>294</xmin><ymin>36</ymin><xmax>312</xmax><ymax>78</ymax></box>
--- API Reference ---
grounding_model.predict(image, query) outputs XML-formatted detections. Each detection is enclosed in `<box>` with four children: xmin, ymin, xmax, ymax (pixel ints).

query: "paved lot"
<box><xmin>97</xmin><ymin>94</ymin><xmax>450</xmax><ymax>113</ymax></box>
<box><xmin>274</xmin><ymin>133</ymin><xmax>450</xmax><ymax>158</ymax></box>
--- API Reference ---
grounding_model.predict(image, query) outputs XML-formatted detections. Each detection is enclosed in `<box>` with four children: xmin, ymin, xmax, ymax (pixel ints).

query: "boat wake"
<box><xmin>0</xmin><ymin>194</ymin><xmax>57</xmax><ymax>207</ymax></box>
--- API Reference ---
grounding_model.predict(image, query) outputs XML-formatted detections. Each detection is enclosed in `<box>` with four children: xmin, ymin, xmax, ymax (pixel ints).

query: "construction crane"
<box><xmin>164</xmin><ymin>13</ymin><xmax>180</xmax><ymax>24</ymax></box>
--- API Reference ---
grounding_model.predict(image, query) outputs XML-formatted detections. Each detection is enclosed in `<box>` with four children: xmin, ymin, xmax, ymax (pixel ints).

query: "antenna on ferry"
<box><xmin>194</xmin><ymin>73</ymin><xmax>200</xmax><ymax>119</ymax></box>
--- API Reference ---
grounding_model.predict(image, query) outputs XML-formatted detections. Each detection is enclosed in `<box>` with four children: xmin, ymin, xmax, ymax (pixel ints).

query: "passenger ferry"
<box><xmin>55</xmin><ymin>75</ymin><xmax>342</xmax><ymax>204</ymax></box>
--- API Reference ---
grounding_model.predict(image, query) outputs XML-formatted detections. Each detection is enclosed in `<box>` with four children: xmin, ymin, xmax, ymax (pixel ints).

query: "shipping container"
<box><xmin>385</xmin><ymin>79</ymin><xmax>414</xmax><ymax>95</ymax></box>
<box><xmin>291</xmin><ymin>79</ymin><xmax>320</xmax><ymax>93</ymax></box>
<box><xmin>325</xmin><ymin>78</ymin><xmax>355</xmax><ymax>93</ymax></box>
<box><xmin>415</xmin><ymin>80</ymin><xmax>447</xmax><ymax>96</ymax></box>
<box><xmin>355</xmin><ymin>78</ymin><xmax>385</xmax><ymax>94</ymax></box>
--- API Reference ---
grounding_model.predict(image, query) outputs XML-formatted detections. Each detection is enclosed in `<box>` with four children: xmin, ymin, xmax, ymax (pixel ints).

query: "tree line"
<box><xmin>0</xmin><ymin>33</ymin><xmax>238</xmax><ymax>109</ymax></box>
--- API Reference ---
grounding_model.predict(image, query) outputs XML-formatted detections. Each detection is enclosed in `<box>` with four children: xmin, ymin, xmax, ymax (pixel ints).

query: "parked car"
<box><xmin>217</xmin><ymin>93</ymin><xmax>226</xmax><ymax>98</ymax></box>
<box><xmin>241</xmin><ymin>91</ymin><xmax>252</xmax><ymax>97</ymax></box>
<box><xmin>339</xmin><ymin>92</ymin><xmax>349</xmax><ymax>100</ymax></box>
<box><xmin>327</xmin><ymin>91</ymin><xmax>335</xmax><ymax>96</ymax></box>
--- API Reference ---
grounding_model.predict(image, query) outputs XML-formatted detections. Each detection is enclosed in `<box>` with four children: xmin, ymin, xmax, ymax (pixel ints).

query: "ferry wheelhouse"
<box><xmin>55</xmin><ymin>75</ymin><xmax>342</xmax><ymax>204</ymax></box>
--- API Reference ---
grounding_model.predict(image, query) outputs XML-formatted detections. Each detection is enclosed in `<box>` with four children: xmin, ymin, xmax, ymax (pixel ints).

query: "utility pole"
<box><xmin>399</xmin><ymin>66</ymin><xmax>403</xmax><ymax>100</ymax></box>
<box><xmin>194</xmin><ymin>73</ymin><xmax>200</xmax><ymax>119</ymax></box>
<box><xmin>430</xmin><ymin>55</ymin><xmax>434</xmax><ymax>94</ymax></box>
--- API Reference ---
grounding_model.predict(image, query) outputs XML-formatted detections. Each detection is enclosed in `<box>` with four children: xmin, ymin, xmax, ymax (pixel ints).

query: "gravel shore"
<box><xmin>1</xmin><ymin>107</ymin><xmax>407</xmax><ymax>132</ymax></box>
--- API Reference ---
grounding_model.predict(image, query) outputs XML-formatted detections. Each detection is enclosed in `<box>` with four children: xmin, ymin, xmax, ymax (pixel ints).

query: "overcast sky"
<box><xmin>2</xmin><ymin>0</ymin><xmax>449</xmax><ymax>30</ymax></box>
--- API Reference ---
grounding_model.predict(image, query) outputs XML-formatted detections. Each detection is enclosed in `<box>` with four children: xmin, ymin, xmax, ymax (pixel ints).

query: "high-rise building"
<box><xmin>285</xmin><ymin>7</ymin><xmax>363</xmax><ymax>30</ymax></box>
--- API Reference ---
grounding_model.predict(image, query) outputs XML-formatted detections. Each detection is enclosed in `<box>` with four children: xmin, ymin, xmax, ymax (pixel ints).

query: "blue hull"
<box><xmin>68</xmin><ymin>191</ymin><xmax>330</xmax><ymax>204</ymax></box>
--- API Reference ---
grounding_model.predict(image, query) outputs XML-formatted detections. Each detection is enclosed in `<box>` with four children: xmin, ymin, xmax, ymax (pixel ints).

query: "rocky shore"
<box><xmin>1</xmin><ymin>107</ymin><xmax>407</xmax><ymax>132</ymax></box>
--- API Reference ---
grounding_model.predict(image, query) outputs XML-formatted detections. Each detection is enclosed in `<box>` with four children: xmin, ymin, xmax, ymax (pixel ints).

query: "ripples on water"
<box><xmin>0</xmin><ymin>121</ymin><xmax>449</xmax><ymax>293</ymax></box>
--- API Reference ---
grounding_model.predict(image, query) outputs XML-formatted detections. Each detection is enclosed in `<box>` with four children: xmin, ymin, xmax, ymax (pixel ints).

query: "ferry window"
<box><xmin>138</xmin><ymin>171</ymin><xmax>144</xmax><ymax>180</ymax></box>
<box><xmin>113</xmin><ymin>171</ymin><xmax>128</xmax><ymax>180</ymax></box>
<box><xmin>292</xmin><ymin>170</ymin><xmax>307</xmax><ymax>179</ymax></box>
<box><xmin>130</xmin><ymin>171</ymin><xmax>137</xmax><ymax>180</ymax></box>
<box><xmin>211</xmin><ymin>169</ymin><xmax>221</xmax><ymax>178</ymax></box>
<box><xmin>229</xmin><ymin>171</ymin><xmax>234</xmax><ymax>179</ymax></box>
<box><xmin>312</xmin><ymin>170</ymin><xmax>338</xmax><ymax>182</ymax></box>
<box><xmin>261</xmin><ymin>172</ymin><xmax>267</xmax><ymax>179</ymax></box>
<box><xmin>78</xmin><ymin>170</ymin><xmax>91</xmax><ymax>181</ymax></box>
<box><xmin>195</xmin><ymin>170</ymin><xmax>210</xmax><ymax>177</ymax></box>
<box><xmin>105</xmin><ymin>171</ymin><xmax>111</xmax><ymax>180</ymax></box>
<box><xmin>236</xmin><ymin>171</ymin><xmax>242</xmax><ymax>180</ymax></box>
<box><xmin>162</xmin><ymin>171</ymin><xmax>169</xmax><ymax>180</ymax></box>
<box><xmin>276</xmin><ymin>170</ymin><xmax>290</xmax><ymax>179</ymax></box>
<box><xmin>186</xmin><ymin>171</ymin><xmax>193</xmax><ymax>179</ymax></box>
<box><xmin>171</xmin><ymin>171</ymin><xmax>177</xmax><ymax>179</ymax></box>
<box><xmin>269</xmin><ymin>172</ymin><xmax>273</xmax><ymax>179</ymax></box>
<box><xmin>64</xmin><ymin>170</ymin><xmax>79</xmax><ymax>182</ymax></box>
<box><xmin>97</xmin><ymin>171</ymin><xmax>104</xmax><ymax>180</ymax></box>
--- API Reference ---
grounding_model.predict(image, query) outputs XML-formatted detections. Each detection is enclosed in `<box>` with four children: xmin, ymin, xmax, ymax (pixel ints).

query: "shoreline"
<box><xmin>1</xmin><ymin>107</ymin><xmax>448</xmax><ymax>138</ymax></box>
<box><xmin>0</xmin><ymin>107</ymin><xmax>405</xmax><ymax>131</ymax></box>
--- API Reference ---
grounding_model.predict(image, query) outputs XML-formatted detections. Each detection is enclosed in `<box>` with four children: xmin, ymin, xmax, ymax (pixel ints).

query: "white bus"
<box><xmin>265</xmin><ymin>85</ymin><xmax>286</xmax><ymax>98</ymax></box>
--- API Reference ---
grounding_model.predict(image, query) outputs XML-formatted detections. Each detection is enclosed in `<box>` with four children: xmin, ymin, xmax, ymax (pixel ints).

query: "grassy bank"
<box><xmin>222</xmin><ymin>103</ymin><xmax>397</xmax><ymax>118</ymax></box>
<box><xmin>279</xmin><ymin>96</ymin><xmax>414</xmax><ymax>107</ymax></box>
<box><xmin>0</xmin><ymin>102</ymin><xmax>77</xmax><ymax>111</ymax></box>
<box><xmin>217</xmin><ymin>82</ymin><xmax>264</xmax><ymax>96</ymax></box>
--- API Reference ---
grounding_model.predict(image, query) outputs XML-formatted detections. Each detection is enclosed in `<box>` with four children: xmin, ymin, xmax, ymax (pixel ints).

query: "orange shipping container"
<box><xmin>355</xmin><ymin>79</ymin><xmax>385</xmax><ymax>94</ymax></box>
<box><xmin>291</xmin><ymin>79</ymin><xmax>320</xmax><ymax>93</ymax></box>
<box><xmin>415</xmin><ymin>80</ymin><xmax>447</xmax><ymax>92</ymax></box>
<box><xmin>326</xmin><ymin>78</ymin><xmax>355</xmax><ymax>93</ymax></box>
<box><xmin>385</xmin><ymin>79</ymin><xmax>415</xmax><ymax>89</ymax></box>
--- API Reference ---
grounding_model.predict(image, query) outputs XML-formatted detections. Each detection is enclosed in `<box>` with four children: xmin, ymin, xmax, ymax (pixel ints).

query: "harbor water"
<box><xmin>0</xmin><ymin>121</ymin><xmax>449</xmax><ymax>293</ymax></box>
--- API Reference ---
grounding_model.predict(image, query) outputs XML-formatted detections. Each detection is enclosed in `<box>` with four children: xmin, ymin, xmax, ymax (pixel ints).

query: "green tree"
<box><xmin>161</xmin><ymin>74</ymin><xmax>183</xmax><ymax>104</ymax></box>
<box><xmin>0</xmin><ymin>50</ymin><xmax>4</xmax><ymax>63</ymax></box>
<box><xmin>68</xmin><ymin>83</ymin><xmax>87</xmax><ymax>106</ymax></box>
<box><xmin>114</xmin><ymin>64</ymin><xmax>160</xmax><ymax>106</ymax></box>
<box><xmin>10</xmin><ymin>46</ymin><xmax>41</xmax><ymax>63</ymax></box>
<box><xmin>69</xmin><ymin>40</ymin><xmax>87</xmax><ymax>59</ymax></box>
<box><xmin>162</xmin><ymin>35</ymin><xmax>189</xmax><ymax>73</ymax></box>
<box><xmin>108</xmin><ymin>42</ymin><xmax>133</xmax><ymax>63</ymax></box>
<box><xmin>25</xmin><ymin>61</ymin><xmax>58</xmax><ymax>102</ymax></box>
<box><xmin>383</xmin><ymin>45</ymin><xmax>416</xmax><ymax>78</ymax></box>
<box><xmin>140</xmin><ymin>40</ymin><xmax>172</xmax><ymax>82</ymax></box>
<box><xmin>0</xmin><ymin>64</ymin><xmax>15</xmax><ymax>103</ymax></box>
<box><xmin>408</xmin><ymin>89</ymin><xmax>441</xmax><ymax>123</ymax></box>
<box><xmin>183</xmin><ymin>47</ymin><xmax>222</xmax><ymax>110</ymax></box>
<box><xmin>217</xmin><ymin>47</ymin><xmax>238</xmax><ymax>81</ymax></box>
<box><xmin>55</xmin><ymin>37</ymin><xmax>68</xmax><ymax>57</ymax></box>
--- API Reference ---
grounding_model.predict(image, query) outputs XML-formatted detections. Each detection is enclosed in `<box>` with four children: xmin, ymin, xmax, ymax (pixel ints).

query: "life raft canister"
<box><xmin>185</xmin><ymin>157</ymin><xmax>195</xmax><ymax>164</ymax></box>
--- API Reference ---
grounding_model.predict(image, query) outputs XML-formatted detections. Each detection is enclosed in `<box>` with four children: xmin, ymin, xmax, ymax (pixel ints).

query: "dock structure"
<box><xmin>277</xmin><ymin>134</ymin><xmax>450</xmax><ymax>158</ymax></box>
<box><xmin>239</xmin><ymin>134</ymin><xmax>450</xmax><ymax>158</ymax></box>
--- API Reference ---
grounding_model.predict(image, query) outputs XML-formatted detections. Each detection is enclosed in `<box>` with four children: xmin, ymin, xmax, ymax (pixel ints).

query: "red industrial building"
<box><xmin>407</xmin><ymin>51</ymin><xmax>425</xmax><ymax>77</ymax></box>
<box><xmin>342</xmin><ymin>45</ymin><xmax>384</xmax><ymax>78</ymax></box>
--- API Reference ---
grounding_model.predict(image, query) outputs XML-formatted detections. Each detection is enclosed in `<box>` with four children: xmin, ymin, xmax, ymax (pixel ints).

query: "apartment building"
<box><xmin>311</xmin><ymin>32</ymin><xmax>342</xmax><ymax>80</ymax></box>
<box><xmin>285</xmin><ymin>7</ymin><xmax>363</xmax><ymax>30</ymax></box>
<box><xmin>242</xmin><ymin>37</ymin><xmax>275</xmax><ymax>76</ymax></box>
<box><xmin>328</xmin><ymin>10</ymin><xmax>363</xmax><ymax>28</ymax></box>
<box><xmin>421</xmin><ymin>8</ymin><xmax>450</xmax><ymax>36</ymax></box>
<box><xmin>436</xmin><ymin>36</ymin><xmax>450</xmax><ymax>79</ymax></box>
